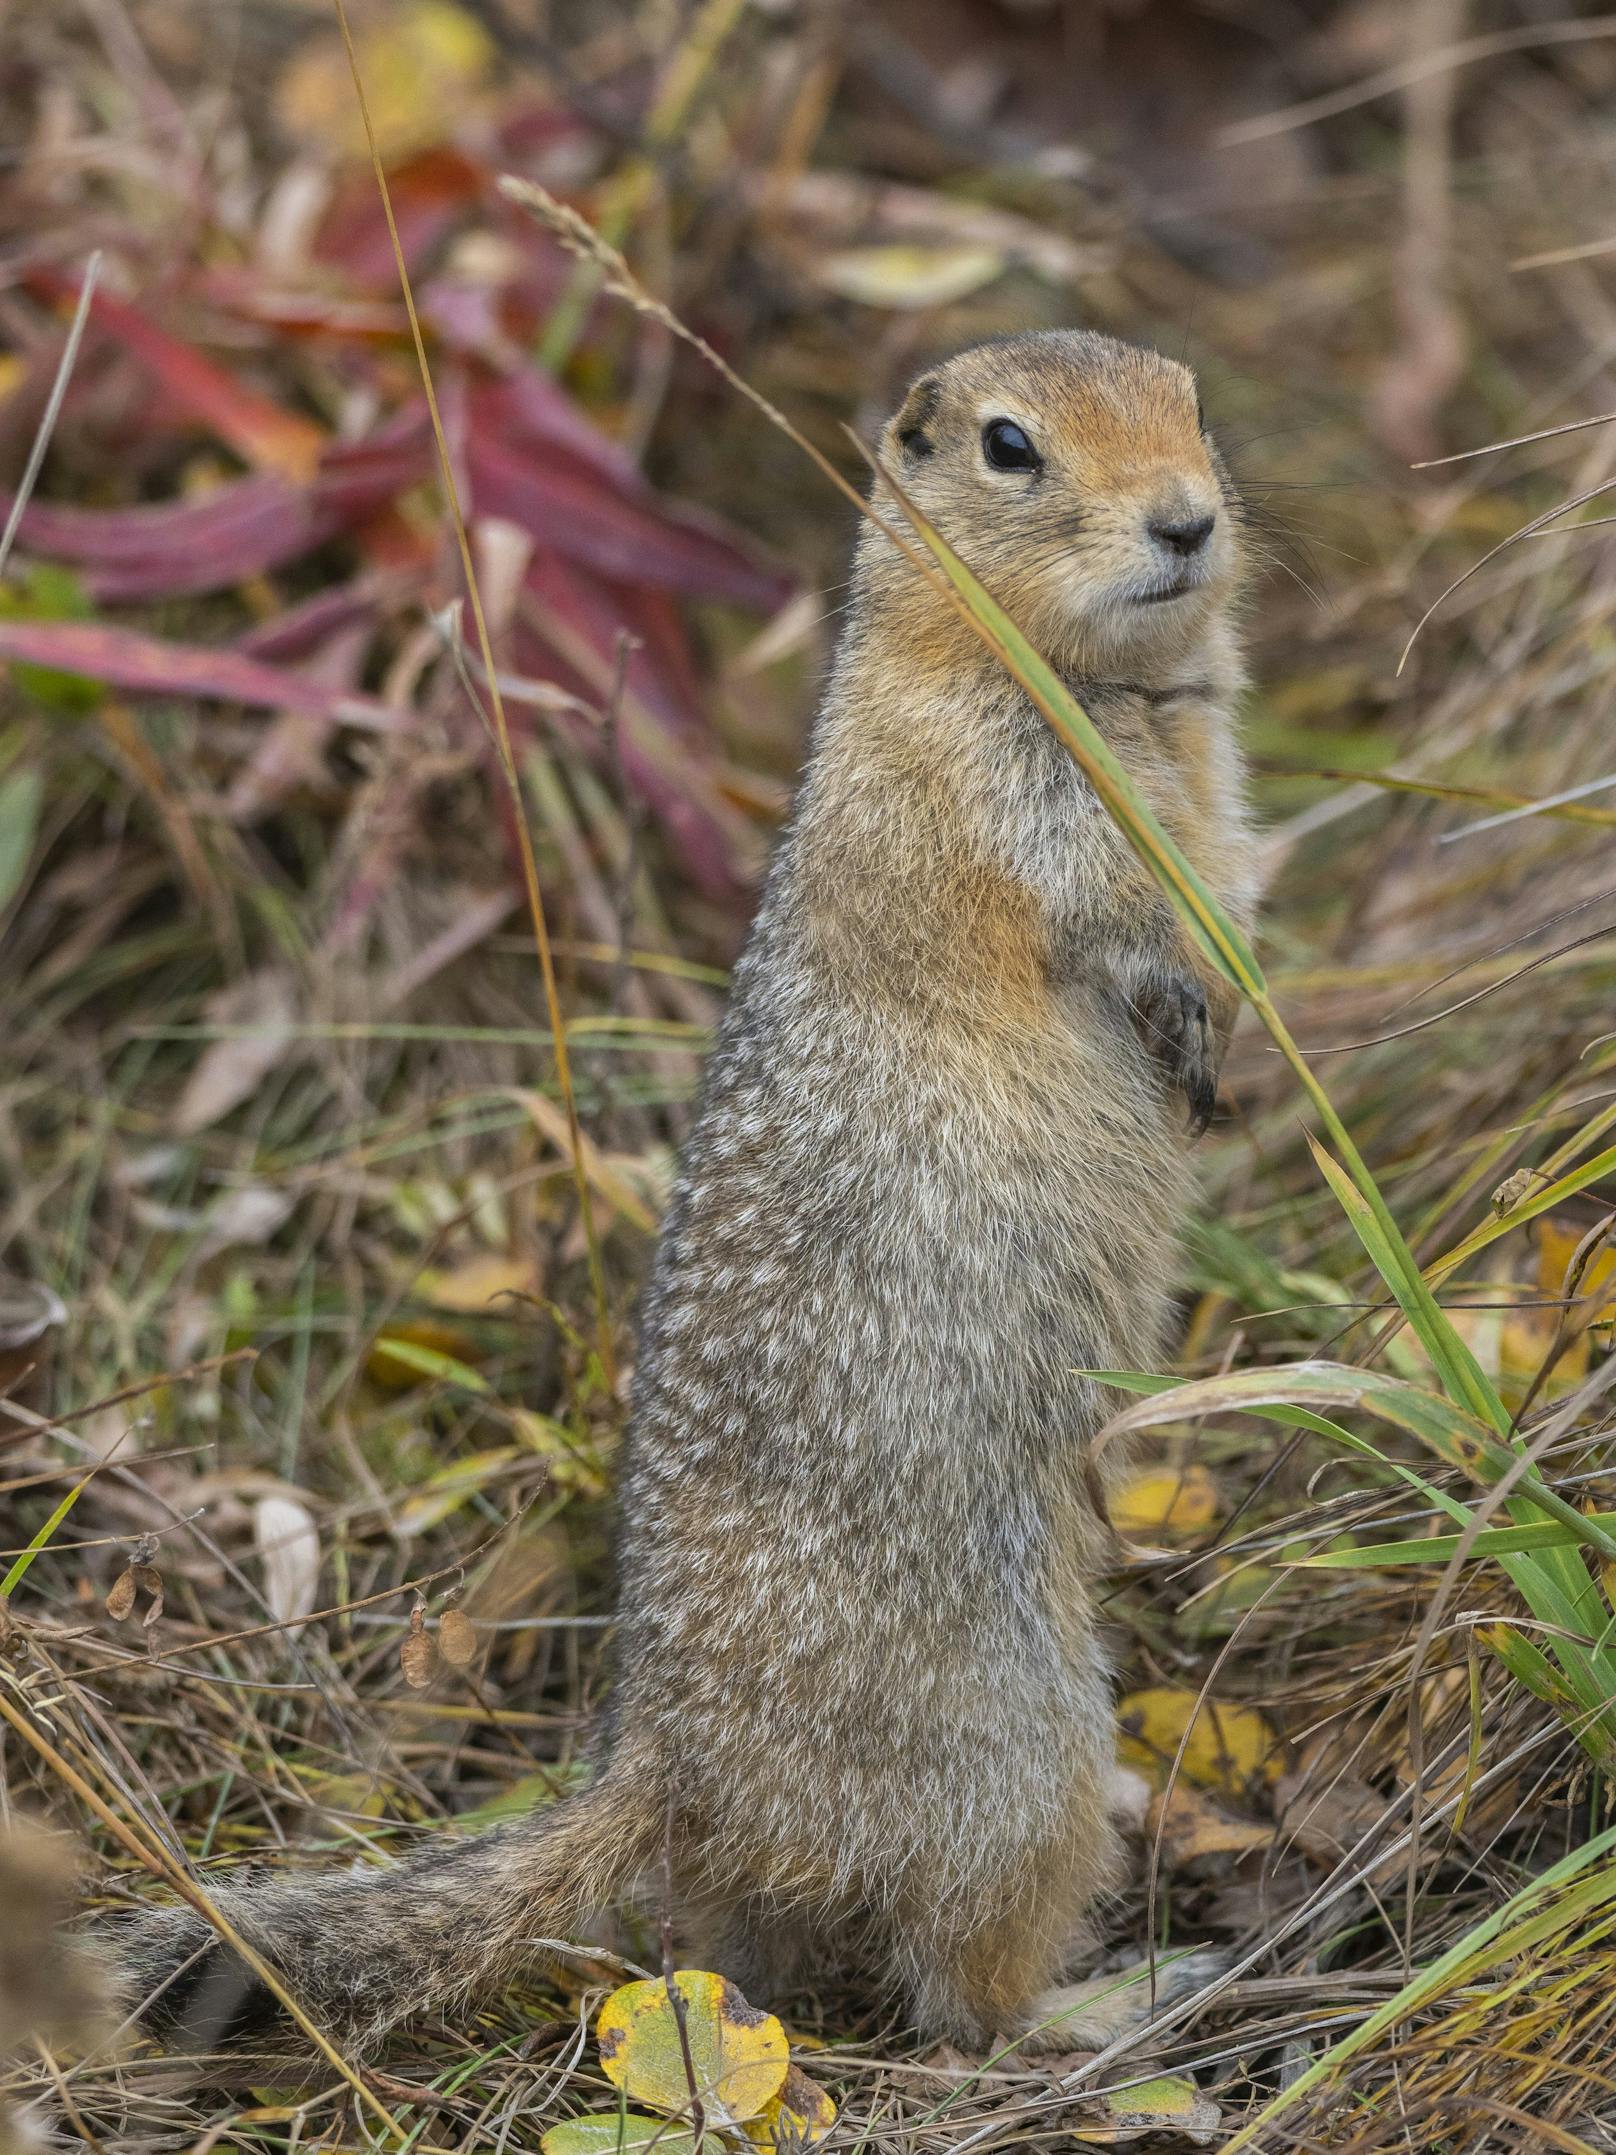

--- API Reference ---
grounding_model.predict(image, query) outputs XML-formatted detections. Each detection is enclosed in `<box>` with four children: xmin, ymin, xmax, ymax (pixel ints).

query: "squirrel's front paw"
<box><xmin>1129</xmin><ymin>973</ymin><xmax>1219</xmax><ymax>1137</ymax></box>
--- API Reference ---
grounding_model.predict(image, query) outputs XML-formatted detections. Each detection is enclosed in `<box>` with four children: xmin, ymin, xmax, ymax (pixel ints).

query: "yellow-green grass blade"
<box><xmin>1428</xmin><ymin>1137</ymin><xmax>1616</xmax><ymax>1290</ymax></box>
<box><xmin>1094</xmin><ymin>1368</ymin><xmax>1485</xmax><ymax>1527</ymax></box>
<box><xmin>1307</xmin><ymin>1134</ymin><xmax>1509</xmax><ymax>1439</ymax></box>
<box><xmin>1097</xmin><ymin>1364</ymin><xmax>1616</xmax><ymax>1745</ymax></box>
<box><xmin>1299</xmin><ymin>1515</ymin><xmax>1616</xmax><ymax>1568</ymax></box>
<box><xmin>872</xmin><ymin>457</ymin><xmax>1517</xmax><ymax>1461</ymax></box>
<box><xmin>1097</xmin><ymin>1361</ymin><xmax>1616</xmax><ymax>1558</ymax></box>
<box><xmin>871</xmin><ymin>444</ymin><xmax>1616</xmax><ymax>1744</ymax></box>
<box><xmin>1</xmin><ymin>1466</ymin><xmax>97</xmax><ymax>1600</ymax></box>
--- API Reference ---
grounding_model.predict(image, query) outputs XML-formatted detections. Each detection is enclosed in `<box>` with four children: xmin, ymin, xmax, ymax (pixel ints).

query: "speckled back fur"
<box><xmin>113</xmin><ymin>332</ymin><xmax>1261</xmax><ymax>2052</ymax></box>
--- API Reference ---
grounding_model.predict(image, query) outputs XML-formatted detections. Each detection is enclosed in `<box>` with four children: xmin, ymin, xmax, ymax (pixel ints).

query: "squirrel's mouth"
<box><xmin>1138</xmin><ymin>577</ymin><xmax>1201</xmax><ymax>606</ymax></box>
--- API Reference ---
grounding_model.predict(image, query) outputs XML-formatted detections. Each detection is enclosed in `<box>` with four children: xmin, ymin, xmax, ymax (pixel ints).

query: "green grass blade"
<box><xmin>1305</xmin><ymin>1134</ymin><xmax>1508</xmax><ymax>1438</ymax></box>
<box><xmin>1</xmin><ymin>1467</ymin><xmax>96</xmax><ymax>1600</ymax></box>
<box><xmin>1429</xmin><ymin>1137</ymin><xmax>1616</xmax><ymax>1288</ymax></box>
<box><xmin>1298</xmin><ymin>1514</ymin><xmax>1616</xmax><ymax>1568</ymax></box>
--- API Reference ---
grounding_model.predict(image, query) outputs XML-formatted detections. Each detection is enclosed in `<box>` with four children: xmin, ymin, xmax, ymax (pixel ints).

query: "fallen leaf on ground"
<box><xmin>541</xmin><ymin>2119</ymin><xmax>698</xmax><ymax>2155</ymax></box>
<box><xmin>597</xmin><ymin>1971</ymin><xmax>789</xmax><ymax>2127</ymax></box>
<box><xmin>276</xmin><ymin>0</ymin><xmax>494</xmax><ymax>161</ymax></box>
<box><xmin>413</xmin><ymin>1251</ymin><xmax>543</xmax><ymax>1314</ymax></box>
<box><xmin>743</xmin><ymin>2063</ymin><xmax>837</xmax><ymax>2148</ymax></box>
<box><xmin>172</xmin><ymin>971</ymin><xmax>296</xmax><ymax>1136</ymax></box>
<box><xmin>814</xmin><ymin>242</ymin><xmax>1006</xmax><ymax>309</ymax></box>
<box><xmin>1117</xmin><ymin>1687</ymin><xmax>1280</xmax><ymax>1794</ymax></box>
<box><xmin>1111</xmin><ymin>1464</ymin><xmax>1221</xmax><ymax>1540</ymax></box>
<box><xmin>394</xmin><ymin>1446</ymin><xmax>518</xmax><ymax>1535</ymax></box>
<box><xmin>1149</xmin><ymin>1782</ymin><xmax>1276</xmax><ymax>1867</ymax></box>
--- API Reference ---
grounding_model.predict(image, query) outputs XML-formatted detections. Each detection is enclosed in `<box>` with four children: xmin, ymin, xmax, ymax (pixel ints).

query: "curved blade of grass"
<box><xmin>1097</xmin><ymin>1362</ymin><xmax>1616</xmax><ymax>1556</ymax></box>
<box><xmin>1481</xmin><ymin>1623</ymin><xmax>1609</xmax><ymax>1750</ymax></box>
<box><xmin>1094</xmin><ymin>1368</ymin><xmax>1481</xmax><ymax>1525</ymax></box>
<box><xmin>1098</xmin><ymin>1363</ymin><xmax>1616</xmax><ymax>1742</ymax></box>
<box><xmin>867</xmin><ymin>449</ymin><xmax>1519</xmax><ymax>1450</ymax></box>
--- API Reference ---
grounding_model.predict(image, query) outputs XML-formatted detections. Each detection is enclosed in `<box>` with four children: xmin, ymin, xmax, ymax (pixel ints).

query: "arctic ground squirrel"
<box><xmin>115</xmin><ymin>330</ymin><xmax>1260</xmax><ymax>2052</ymax></box>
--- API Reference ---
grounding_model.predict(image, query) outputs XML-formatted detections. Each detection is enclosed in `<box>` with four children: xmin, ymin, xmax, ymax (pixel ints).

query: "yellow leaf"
<box><xmin>366</xmin><ymin>1257</ymin><xmax>539</xmax><ymax>1387</ymax></box>
<box><xmin>815</xmin><ymin>243</ymin><xmax>1006</xmax><ymax>310</ymax></box>
<box><xmin>1116</xmin><ymin>1687</ymin><xmax>1279</xmax><ymax>1794</ymax></box>
<box><xmin>597</xmin><ymin>1971</ymin><xmax>789</xmax><ymax>2128</ymax></box>
<box><xmin>293</xmin><ymin>1770</ymin><xmax>391</xmax><ymax>1820</ymax></box>
<box><xmin>1149</xmin><ymin>1784</ymin><xmax>1274</xmax><ymax>1868</ymax></box>
<box><xmin>743</xmin><ymin>2065</ymin><xmax>837</xmax><ymax>2149</ymax></box>
<box><xmin>275</xmin><ymin>1</ymin><xmax>494</xmax><ymax>161</ymax></box>
<box><xmin>1466</xmin><ymin>1216</ymin><xmax>1616</xmax><ymax>1408</ymax></box>
<box><xmin>1537</xmin><ymin>1218</ymin><xmax>1616</xmax><ymax>1311</ymax></box>
<box><xmin>1110</xmin><ymin>1465</ymin><xmax>1221</xmax><ymax>1541</ymax></box>
<box><xmin>413</xmin><ymin>1251</ymin><xmax>543</xmax><ymax>1315</ymax></box>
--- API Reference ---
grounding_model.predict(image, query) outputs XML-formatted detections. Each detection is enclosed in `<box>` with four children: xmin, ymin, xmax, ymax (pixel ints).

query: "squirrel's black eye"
<box><xmin>982</xmin><ymin>418</ymin><xmax>1041</xmax><ymax>473</ymax></box>
<box><xmin>1196</xmin><ymin>399</ymin><xmax>1208</xmax><ymax>435</ymax></box>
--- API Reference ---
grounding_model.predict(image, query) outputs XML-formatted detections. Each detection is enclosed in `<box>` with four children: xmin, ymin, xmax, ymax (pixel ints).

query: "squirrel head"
<box><xmin>863</xmin><ymin>332</ymin><xmax>1243</xmax><ymax>674</ymax></box>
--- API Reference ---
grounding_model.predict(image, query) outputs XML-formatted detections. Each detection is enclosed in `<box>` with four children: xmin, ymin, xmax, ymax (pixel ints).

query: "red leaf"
<box><xmin>28</xmin><ymin>272</ymin><xmax>326</xmax><ymax>481</ymax></box>
<box><xmin>471</xmin><ymin>368</ymin><xmax>641</xmax><ymax>489</ymax></box>
<box><xmin>0</xmin><ymin>620</ymin><xmax>404</xmax><ymax>729</ymax></box>
<box><xmin>234</xmin><ymin>575</ymin><xmax>400</xmax><ymax>663</ymax></box>
<box><xmin>314</xmin><ymin>147</ymin><xmax>487</xmax><ymax>290</ymax></box>
<box><xmin>313</xmin><ymin>404</ymin><xmax>435</xmax><ymax>513</ymax></box>
<box><xmin>5</xmin><ymin>478</ymin><xmax>327</xmax><ymax>599</ymax></box>
<box><xmin>467</xmin><ymin>425</ymin><xmax>787</xmax><ymax>609</ymax></box>
<box><xmin>3</xmin><ymin>410</ymin><xmax>433</xmax><ymax>602</ymax></box>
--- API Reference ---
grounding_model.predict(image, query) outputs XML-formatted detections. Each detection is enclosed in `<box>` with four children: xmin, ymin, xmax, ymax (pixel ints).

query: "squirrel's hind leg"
<box><xmin>892</xmin><ymin>1872</ymin><xmax>1082</xmax><ymax>2051</ymax></box>
<box><xmin>681</xmin><ymin>1893</ymin><xmax>821</xmax><ymax>2011</ymax></box>
<box><xmin>890</xmin><ymin>1795</ymin><xmax>1126</xmax><ymax>2051</ymax></box>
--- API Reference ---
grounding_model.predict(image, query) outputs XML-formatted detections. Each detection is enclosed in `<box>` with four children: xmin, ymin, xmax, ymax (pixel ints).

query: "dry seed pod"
<box><xmin>105</xmin><ymin>1569</ymin><xmax>137</xmax><ymax>1622</ymax></box>
<box><xmin>400</xmin><ymin>1600</ymin><xmax>436</xmax><ymax>1690</ymax></box>
<box><xmin>133</xmin><ymin>1564</ymin><xmax>164</xmax><ymax>1628</ymax></box>
<box><xmin>438</xmin><ymin>1607</ymin><xmax>477</xmax><ymax>1668</ymax></box>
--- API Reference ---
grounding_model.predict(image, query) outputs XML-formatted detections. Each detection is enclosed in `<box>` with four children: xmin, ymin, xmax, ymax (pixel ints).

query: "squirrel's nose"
<box><xmin>1148</xmin><ymin>511</ymin><xmax>1216</xmax><ymax>557</ymax></box>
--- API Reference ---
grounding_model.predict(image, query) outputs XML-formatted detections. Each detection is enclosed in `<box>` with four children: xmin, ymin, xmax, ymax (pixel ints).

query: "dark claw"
<box><xmin>1130</xmin><ymin>973</ymin><xmax>1219</xmax><ymax>1138</ymax></box>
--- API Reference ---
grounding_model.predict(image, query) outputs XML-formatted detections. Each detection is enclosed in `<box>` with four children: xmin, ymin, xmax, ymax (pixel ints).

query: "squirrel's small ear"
<box><xmin>891</xmin><ymin>376</ymin><xmax>940</xmax><ymax>460</ymax></box>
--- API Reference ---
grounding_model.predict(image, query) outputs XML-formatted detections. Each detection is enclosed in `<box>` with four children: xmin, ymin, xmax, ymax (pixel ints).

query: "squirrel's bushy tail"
<box><xmin>116</xmin><ymin>1745</ymin><xmax>666</xmax><ymax>2050</ymax></box>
